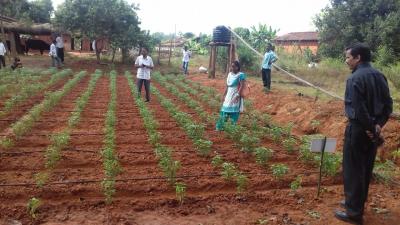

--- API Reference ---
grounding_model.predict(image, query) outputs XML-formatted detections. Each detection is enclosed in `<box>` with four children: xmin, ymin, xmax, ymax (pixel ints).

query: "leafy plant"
<box><xmin>194</xmin><ymin>139</ymin><xmax>213</xmax><ymax>156</ymax></box>
<box><xmin>102</xmin><ymin>179</ymin><xmax>116</xmax><ymax>204</ymax></box>
<box><xmin>211</xmin><ymin>154</ymin><xmax>224</xmax><ymax>167</ymax></box>
<box><xmin>271</xmin><ymin>164</ymin><xmax>289</xmax><ymax>179</ymax></box>
<box><xmin>235</xmin><ymin>172</ymin><xmax>248</xmax><ymax>193</ymax></box>
<box><xmin>283</xmin><ymin>137</ymin><xmax>297</xmax><ymax>153</ymax></box>
<box><xmin>239</xmin><ymin>134</ymin><xmax>260</xmax><ymax>153</ymax></box>
<box><xmin>373</xmin><ymin>160</ymin><xmax>397</xmax><ymax>185</ymax></box>
<box><xmin>175</xmin><ymin>182</ymin><xmax>186</xmax><ymax>204</ymax></box>
<box><xmin>27</xmin><ymin>197</ymin><xmax>41</xmax><ymax>219</ymax></box>
<box><xmin>254</xmin><ymin>147</ymin><xmax>273</xmax><ymax>167</ymax></box>
<box><xmin>290</xmin><ymin>175</ymin><xmax>302</xmax><ymax>192</ymax></box>
<box><xmin>34</xmin><ymin>172</ymin><xmax>49</xmax><ymax>188</ymax></box>
<box><xmin>269</xmin><ymin>126</ymin><xmax>283</xmax><ymax>143</ymax></box>
<box><xmin>392</xmin><ymin>149</ymin><xmax>400</xmax><ymax>160</ymax></box>
<box><xmin>221</xmin><ymin>162</ymin><xmax>237</xmax><ymax>181</ymax></box>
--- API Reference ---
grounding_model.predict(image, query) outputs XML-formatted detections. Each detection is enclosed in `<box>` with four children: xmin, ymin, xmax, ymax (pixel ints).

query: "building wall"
<box><xmin>275</xmin><ymin>41</ymin><xmax>318</xmax><ymax>54</ymax></box>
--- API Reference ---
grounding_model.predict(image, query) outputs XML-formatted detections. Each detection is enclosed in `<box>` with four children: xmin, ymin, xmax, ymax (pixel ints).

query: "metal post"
<box><xmin>317</xmin><ymin>136</ymin><xmax>327</xmax><ymax>197</ymax></box>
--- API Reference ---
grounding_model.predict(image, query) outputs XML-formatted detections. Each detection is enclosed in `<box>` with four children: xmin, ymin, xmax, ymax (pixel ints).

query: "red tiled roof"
<box><xmin>274</xmin><ymin>32</ymin><xmax>318</xmax><ymax>41</ymax></box>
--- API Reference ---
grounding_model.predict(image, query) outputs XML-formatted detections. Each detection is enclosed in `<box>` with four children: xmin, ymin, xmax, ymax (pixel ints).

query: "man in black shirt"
<box><xmin>335</xmin><ymin>43</ymin><xmax>393</xmax><ymax>224</ymax></box>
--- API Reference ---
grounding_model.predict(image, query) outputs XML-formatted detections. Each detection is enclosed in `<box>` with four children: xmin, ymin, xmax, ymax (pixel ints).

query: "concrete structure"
<box><xmin>274</xmin><ymin>32</ymin><xmax>319</xmax><ymax>54</ymax></box>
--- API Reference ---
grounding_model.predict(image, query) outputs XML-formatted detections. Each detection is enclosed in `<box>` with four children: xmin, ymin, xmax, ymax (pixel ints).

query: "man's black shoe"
<box><xmin>340</xmin><ymin>200</ymin><xmax>346</xmax><ymax>208</ymax></box>
<box><xmin>145</xmin><ymin>100</ymin><xmax>150</xmax><ymax>102</ymax></box>
<box><xmin>334</xmin><ymin>210</ymin><xmax>363</xmax><ymax>225</ymax></box>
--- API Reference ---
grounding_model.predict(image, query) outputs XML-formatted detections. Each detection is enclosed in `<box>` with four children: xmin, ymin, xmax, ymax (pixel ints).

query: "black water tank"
<box><xmin>212</xmin><ymin>26</ymin><xmax>231</xmax><ymax>43</ymax></box>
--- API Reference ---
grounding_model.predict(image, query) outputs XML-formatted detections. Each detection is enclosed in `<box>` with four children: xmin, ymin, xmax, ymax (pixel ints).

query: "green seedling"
<box><xmin>221</xmin><ymin>162</ymin><xmax>237</xmax><ymax>181</ymax></box>
<box><xmin>211</xmin><ymin>154</ymin><xmax>224</xmax><ymax>167</ymax></box>
<box><xmin>271</xmin><ymin>164</ymin><xmax>289</xmax><ymax>179</ymax></box>
<box><xmin>290</xmin><ymin>175</ymin><xmax>302</xmax><ymax>192</ymax></box>
<box><xmin>175</xmin><ymin>182</ymin><xmax>186</xmax><ymax>204</ymax></box>
<box><xmin>254</xmin><ymin>147</ymin><xmax>273</xmax><ymax>167</ymax></box>
<box><xmin>27</xmin><ymin>197</ymin><xmax>41</xmax><ymax>219</ymax></box>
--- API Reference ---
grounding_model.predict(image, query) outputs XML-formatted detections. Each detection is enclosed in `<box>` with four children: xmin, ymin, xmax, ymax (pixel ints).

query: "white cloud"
<box><xmin>52</xmin><ymin>0</ymin><xmax>330</xmax><ymax>35</ymax></box>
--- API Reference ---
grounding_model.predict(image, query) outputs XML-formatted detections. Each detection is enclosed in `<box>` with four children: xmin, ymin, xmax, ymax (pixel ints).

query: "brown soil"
<box><xmin>188</xmin><ymin>73</ymin><xmax>400</xmax><ymax>160</ymax></box>
<box><xmin>0</xmin><ymin>59</ymin><xmax>399</xmax><ymax>225</ymax></box>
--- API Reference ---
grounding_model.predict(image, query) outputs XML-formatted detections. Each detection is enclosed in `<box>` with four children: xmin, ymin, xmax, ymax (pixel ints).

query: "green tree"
<box><xmin>314</xmin><ymin>0</ymin><xmax>400</xmax><ymax>60</ymax></box>
<box><xmin>54</xmin><ymin>0</ymin><xmax>143</xmax><ymax>63</ymax></box>
<box><xmin>250</xmin><ymin>24</ymin><xmax>279</xmax><ymax>52</ymax></box>
<box><xmin>233</xmin><ymin>27</ymin><xmax>251</xmax><ymax>43</ymax></box>
<box><xmin>0</xmin><ymin>0</ymin><xmax>30</xmax><ymax>21</ymax></box>
<box><xmin>28</xmin><ymin>0</ymin><xmax>53</xmax><ymax>23</ymax></box>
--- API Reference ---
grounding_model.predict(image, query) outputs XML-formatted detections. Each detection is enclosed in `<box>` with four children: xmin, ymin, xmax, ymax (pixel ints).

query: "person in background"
<box><xmin>334</xmin><ymin>43</ymin><xmax>392</xmax><ymax>225</ymax></box>
<box><xmin>261</xmin><ymin>43</ymin><xmax>278</xmax><ymax>93</ymax></box>
<box><xmin>182</xmin><ymin>46</ymin><xmax>191</xmax><ymax>75</ymax></box>
<box><xmin>0</xmin><ymin>39</ymin><xmax>6</xmax><ymax>69</ymax></box>
<box><xmin>216</xmin><ymin>60</ymin><xmax>246</xmax><ymax>131</ymax></box>
<box><xmin>11</xmin><ymin>57</ymin><xmax>22</xmax><ymax>70</ymax></box>
<box><xmin>49</xmin><ymin>40</ymin><xmax>62</xmax><ymax>68</ymax></box>
<box><xmin>56</xmin><ymin>35</ymin><xmax>64</xmax><ymax>63</ymax></box>
<box><xmin>135</xmin><ymin>47</ymin><xmax>154</xmax><ymax>102</ymax></box>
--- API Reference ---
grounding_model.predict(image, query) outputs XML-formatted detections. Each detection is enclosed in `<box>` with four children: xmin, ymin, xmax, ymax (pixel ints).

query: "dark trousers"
<box><xmin>261</xmin><ymin>68</ymin><xmax>271</xmax><ymax>89</ymax></box>
<box><xmin>57</xmin><ymin>47</ymin><xmax>64</xmax><ymax>63</ymax></box>
<box><xmin>182</xmin><ymin>61</ymin><xmax>189</xmax><ymax>75</ymax></box>
<box><xmin>343</xmin><ymin>122</ymin><xmax>377</xmax><ymax>216</ymax></box>
<box><xmin>0</xmin><ymin>55</ymin><xmax>5</xmax><ymax>69</ymax></box>
<box><xmin>137</xmin><ymin>79</ymin><xmax>150</xmax><ymax>101</ymax></box>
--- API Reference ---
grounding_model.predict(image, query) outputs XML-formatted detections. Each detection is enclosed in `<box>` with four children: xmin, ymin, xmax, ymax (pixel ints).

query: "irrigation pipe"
<box><xmin>0</xmin><ymin>171</ymin><xmax>322</xmax><ymax>188</ymax></box>
<box><xmin>226</xmin><ymin>27</ymin><xmax>400</xmax><ymax>118</ymax></box>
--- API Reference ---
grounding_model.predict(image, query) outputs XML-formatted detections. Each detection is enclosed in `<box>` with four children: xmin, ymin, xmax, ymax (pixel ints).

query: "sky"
<box><xmin>51</xmin><ymin>0</ymin><xmax>331</xmax><ymax>36</ymax></box>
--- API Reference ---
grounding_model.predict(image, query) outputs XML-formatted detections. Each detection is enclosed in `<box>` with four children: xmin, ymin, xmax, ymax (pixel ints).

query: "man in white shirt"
<box><xmin>56</xmin><ymin>35</ymin><xmax>64</xmax><ymax>63</ymax></box>
<box><xmin>135</xmin><ymin>47</ymin><xmax>154</xmax><ymax>102</ymax></box>
<box><xmin>182</xmin><ymin>46</ymin><xmax>191</xmax><ymax>75</ymax></box>
<box><xmin>49</xmin><ymin>40</ymin><xmax>61</xmax><ymax>68</ymax></box>
<box><xmin>0</xmin><ymin>39</ymin><xmax>6</xmax><ymax>69</ymax></box>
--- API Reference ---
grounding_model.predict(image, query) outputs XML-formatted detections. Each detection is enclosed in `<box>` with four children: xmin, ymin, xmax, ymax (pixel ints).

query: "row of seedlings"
<box><xmin>0</xmin><ymin>69</ymin><xmax>72</xmax><ymax>118</ymax></box>
<box><xmin>0</xmin><ymin>68</ymin><xmax>55</xmax><ymax>98</ymax></box>
<box><xmin>101</xmin><ymin>71</ymin><xmax>122</xmax><ymax>204</ymax></box>
<box><xmin>0</xmin><ymin>71</ymin><xmax>87</xmax><ymax>149</ymax></box>
<box><xmin>149</xmin><ymin>73</ymin><xmax>249</xmax><ymax>193</ymax></box>
<box><xmin>0</xmin><ymin>67</ymin><xmax>51</xmax><ymax>83</ymax></box>
<box><xmin>153</xmin><ymin>74</ymin><xmax>282</xmax><ymax>176</ymax></box>
<box><xmin>34</xmin><ymin>70</ymin><xmax>103</xmax><ymax>187</ymax></box>
<box><xmin>173</xmin><ymin>75</ymin><xmax>342</xmax><ymax>177</ymax></box>
<box><xmin>124</xmin><ymin>71</ymin><xmax>186</xmax><ymax>203</ymax></box>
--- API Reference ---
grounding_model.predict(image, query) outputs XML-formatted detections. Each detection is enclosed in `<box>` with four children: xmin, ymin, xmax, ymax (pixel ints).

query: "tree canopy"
<box><xmin>54</xmin><ymin>0</ymin><xmax>149</xmax><ymax>63</ymax></box>
<box><xmin>0</xmin><ymin>0</ymin><xmax>53</xmax><ymax>23</ymax></box>
<box><xmin>314</xmin><ymin>0</ymin><xmax>400</xmax><ymax>63</ymax></box>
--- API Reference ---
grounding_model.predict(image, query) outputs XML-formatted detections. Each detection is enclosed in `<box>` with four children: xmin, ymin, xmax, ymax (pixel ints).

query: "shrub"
<box><xmin>271</xmin><ymin>164</ymin><xmax>289</xmax><ymax>179</ymax></box>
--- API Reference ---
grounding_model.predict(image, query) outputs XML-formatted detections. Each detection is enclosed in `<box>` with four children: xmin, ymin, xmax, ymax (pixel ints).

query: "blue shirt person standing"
<box><xmin>261</xmin><ymin>43</ymin><xmax>278</xmax><ymax>92</ymax></box>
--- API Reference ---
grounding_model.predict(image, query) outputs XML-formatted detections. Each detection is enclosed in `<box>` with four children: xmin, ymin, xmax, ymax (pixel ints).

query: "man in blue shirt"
<box><xmin>261</xmin><ymin>43</ymin><xmax>278</xmax><ymax>92</ymax></box>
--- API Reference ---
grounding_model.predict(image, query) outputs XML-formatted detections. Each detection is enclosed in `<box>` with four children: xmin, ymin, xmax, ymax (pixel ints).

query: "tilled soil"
<box><xmin>0</xmin><ymin>67</ymin><xmax>399</xmax><ymax>225</ymax></box>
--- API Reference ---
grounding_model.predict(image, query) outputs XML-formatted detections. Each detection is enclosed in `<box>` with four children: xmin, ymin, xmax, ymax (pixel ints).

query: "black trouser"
<box><xmin>0</xmin><ymin>55</ymin><xmax>5</xmax><ymax>69</ymax></box>
<box><xmin>343</xmin><ymin>121</ymin><xmax>377</xmax><ymax>216</ymax></box>
<box><xmin>261</xmin><ymin>68</ymin><xmax>271</xmax><ymax>89</ymax></box>
<box><xmin>57</xmin><ymin>47</ymin><xmax>64</xmax><ymax>63</ymax></box>
<box><xmin>137</xmin><ymin>79</ymin><xmax>150</xmax><ymax>101</ymax></box>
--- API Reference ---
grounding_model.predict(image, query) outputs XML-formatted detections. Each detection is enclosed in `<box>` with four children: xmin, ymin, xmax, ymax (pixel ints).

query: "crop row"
<box><xmin>162</xmin><ymin>74</ymin><xmax>342</xmax><ymax>177</ymax></box>
<box><xmin>101</xmin><ymin>71</ymin><xmax>122</xmax><ymax>203</ymax></box>
<box><xmin>0</xmin><ymin>71</ymin><xmax>87</xmax><ymax>149</ymax></box>
<box><xmin>34</xmin><ymin>70</ymin><xmax>103</xmax><ymax>187</ymax></box>
<box><xmin>149</xmin><ymin>74</ymin><xmax>250</xmax><ymax>193</ymax></box>
<box><xmin>0</xmin><ymin>69</ymin><xmax>72</xmax><ymax>119</ymax></box>
<box><xmin>124</xmin><ymin>71</ymin><xmax>186</xmax><ymax>202</ymax></box>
